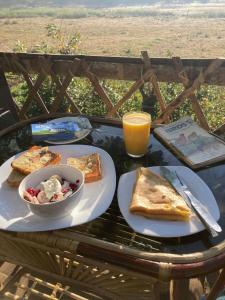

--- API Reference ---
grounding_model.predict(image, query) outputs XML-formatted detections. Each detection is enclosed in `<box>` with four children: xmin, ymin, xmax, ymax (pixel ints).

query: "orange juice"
<box><xmin>122</xmin><ymin>112</ymin><xmax>151</xmax><ymax>157</ymax></box>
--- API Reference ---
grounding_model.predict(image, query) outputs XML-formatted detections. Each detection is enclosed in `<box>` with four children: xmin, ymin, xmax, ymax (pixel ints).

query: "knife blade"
<box><xmin>159</xmin><ymin>166</ymin><xmax>222</xmax><ymax>237</ymax></box>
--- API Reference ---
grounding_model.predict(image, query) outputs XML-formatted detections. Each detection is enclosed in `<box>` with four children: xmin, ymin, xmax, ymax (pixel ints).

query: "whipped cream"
<box><xmin>41</xmin><ymin>177</ymin><xmax>62</xmax><ymax>200</ymax></box>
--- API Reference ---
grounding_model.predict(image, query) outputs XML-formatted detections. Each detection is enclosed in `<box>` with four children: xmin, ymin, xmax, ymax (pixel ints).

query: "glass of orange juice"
<box><xmin>122</xmin><ymin>111</ymin><xmax>151</xmax><ymax>158</ymax></box>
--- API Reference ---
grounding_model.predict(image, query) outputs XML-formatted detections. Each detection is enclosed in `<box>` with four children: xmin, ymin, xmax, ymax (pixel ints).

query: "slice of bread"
<box><xmin>67</xmin><ymin>153</ymin><xmax>102</xmax><ymax>183</ymax></box>
<box><xmin>7</xmin><ymin>169</ymin><xmax>26</xmax><ymax>187</ymax></box>
<box><xmin>11</xmin><ymin>146</ymin><xmax>61</xmax><ymax>175</ymax></box>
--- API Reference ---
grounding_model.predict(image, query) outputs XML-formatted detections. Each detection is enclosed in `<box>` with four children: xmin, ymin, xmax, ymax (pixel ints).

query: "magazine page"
<box><xmin>155</xmin><ymin>117</ymin><xmax>225</xmax><ymax>165</ymax></box>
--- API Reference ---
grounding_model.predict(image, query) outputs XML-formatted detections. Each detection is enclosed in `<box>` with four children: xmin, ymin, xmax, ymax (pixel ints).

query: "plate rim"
<box><xmin>117</xmin><ymin>165</ymin><xmax>220</xmax><ymax>238</ymax></box>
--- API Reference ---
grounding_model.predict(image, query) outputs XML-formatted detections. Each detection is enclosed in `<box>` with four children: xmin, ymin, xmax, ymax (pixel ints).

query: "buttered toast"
<box><xmin>67</xmin><ymin>153</ymin><xmax>102</xmax><ymax>183</ymax></box>
<box><xmin>11</xmin><ymin>146</ymin><xmax>61</xmax><ymax>175</ymax></box>
<box><xmin>7</xmin><ymin>169</ymin><xmax>26</xmax><ymax>187</ymax></box>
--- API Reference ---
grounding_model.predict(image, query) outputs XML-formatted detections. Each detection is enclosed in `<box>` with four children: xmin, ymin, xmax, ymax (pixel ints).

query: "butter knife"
<box><xmin>159</xmin><ymin>166</ymin><xmax>222</xmax><ymax>237</ymax></box>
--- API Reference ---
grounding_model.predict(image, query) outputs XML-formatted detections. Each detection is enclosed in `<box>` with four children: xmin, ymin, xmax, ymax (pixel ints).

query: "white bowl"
<box><xmin>18</xmin><ymin>164</ymin><xmax>84</xmax><ymax>218</ymax></box>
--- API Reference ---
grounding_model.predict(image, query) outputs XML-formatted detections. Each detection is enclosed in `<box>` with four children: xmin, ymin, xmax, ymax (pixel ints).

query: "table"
<box><xmin>0</xmin><ymin>115</ymin><xmax>225</xmax><ymax>300</ymax></box>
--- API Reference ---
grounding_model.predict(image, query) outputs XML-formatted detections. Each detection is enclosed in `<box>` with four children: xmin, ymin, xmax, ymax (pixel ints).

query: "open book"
<box><xmin>154</xmin><ymin>116</ymin><xmax>225</xmax><ymax>169</ymax></box>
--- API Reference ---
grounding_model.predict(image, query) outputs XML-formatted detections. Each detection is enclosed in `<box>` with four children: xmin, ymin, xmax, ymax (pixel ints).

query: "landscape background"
<box><xmin>0</xmin><ymin>0</ymin><xmax>224</xmax><ymax>129</ymax></box>
<box><xmin>1</xmin><ymin>0</ymin><xmax>225</xmax><ymax>57</ymax></box>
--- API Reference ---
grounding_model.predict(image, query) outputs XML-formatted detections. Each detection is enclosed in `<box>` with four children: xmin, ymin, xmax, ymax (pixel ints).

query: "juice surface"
<box><xmin>122</xmin><ymin>112</ymin><xmax>151</xmax><ymax>156</ymax></box>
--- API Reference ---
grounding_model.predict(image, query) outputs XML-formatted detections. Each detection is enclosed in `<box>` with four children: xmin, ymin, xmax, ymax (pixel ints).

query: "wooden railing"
<box><xmin>0</xmin><ymin>51</ymin><xmax>224</xmax><ymax>134</ymax></box>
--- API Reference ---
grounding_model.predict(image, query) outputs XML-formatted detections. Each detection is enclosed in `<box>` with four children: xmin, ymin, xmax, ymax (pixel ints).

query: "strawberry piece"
<box><xmin>26</xmin><ymin>188</ymin><xmax>40</xmax><ymax>197</ymax></box>
<box><xmin>69</xmin><ymin>183</ymin><xmax>77</xmax><ymax>191</ymax></box>
<box><xmin>26</xmin><ymin>188</ymin><xmax>35</xmax><ymax>196</ymax></box>
<box><xmin>33</xmin><ymin>189</ymin><xmax>40</xmax><ymax>197</ymax></box>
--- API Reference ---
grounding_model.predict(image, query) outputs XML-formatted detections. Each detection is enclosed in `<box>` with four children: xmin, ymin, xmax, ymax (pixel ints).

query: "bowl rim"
<box><xmin>18</xmin><ymin>164</ymin><xmax>84</xmax><ymax>206</ymax></box>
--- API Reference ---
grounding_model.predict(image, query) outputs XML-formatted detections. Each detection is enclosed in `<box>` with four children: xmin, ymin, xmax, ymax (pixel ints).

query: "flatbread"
<box><xmin>130</xmin><ymin>167</ymin><xmax>191</xmax><ymax>221</ymax></box>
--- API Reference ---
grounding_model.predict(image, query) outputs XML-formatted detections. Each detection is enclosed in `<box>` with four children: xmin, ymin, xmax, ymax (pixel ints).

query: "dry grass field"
<box><xmin>0</xmin><ymin>15</ymin><xmax>225</xmax><ymax>58</ymax></box>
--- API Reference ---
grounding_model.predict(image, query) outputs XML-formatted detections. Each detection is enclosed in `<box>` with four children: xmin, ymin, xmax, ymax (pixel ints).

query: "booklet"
<box><xmin>154</xmin><ymin>116</ymin><xmax>225</xmax><ymax>169</ymax></box>
<box><xmin>31</xmin><ymin>121</ymin><xmax>80</xmax><ymax>142</ymax></box>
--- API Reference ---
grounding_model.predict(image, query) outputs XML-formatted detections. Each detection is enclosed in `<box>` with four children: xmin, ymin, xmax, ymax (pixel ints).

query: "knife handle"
<box><xmin>183</xmin><ymin>190</ymin><xmax>221</xmax><ymax>237</ymax></box>
<box><xmin>192</xmin><ymin>207</ymin><xmax>218</xmax><ymax>237</ymax></box>
<box><xmin>192</xmin><ymin>207</ymin><xmax>218</xmax><ymax>238</ymax></box>
<box><xmin>175</xmin><ymin>189</ymin><xmax>217</xmax><ymax>236</ymax></box>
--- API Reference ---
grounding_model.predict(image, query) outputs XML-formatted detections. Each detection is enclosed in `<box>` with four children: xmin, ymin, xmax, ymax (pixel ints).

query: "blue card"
<box><xmin>31</xmin><ymin>121</ymin><xmax>80</xmax><ymax>142</ymax></box>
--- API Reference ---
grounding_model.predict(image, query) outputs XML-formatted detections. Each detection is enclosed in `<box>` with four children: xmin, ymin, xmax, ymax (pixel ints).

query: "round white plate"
<box><xmin>44</xmin><ymin>117</ymin><xmax>92</xmax><ymax>145</ymax></box>
<box><xmin>0</xmin><ymin>145</ymin><xmax>116</xmax><ymax>232</ymax></box>
<box><xmin>117</xmin><ymin>166</ymin><xmax>220</xmax><ymax>238</ymax></box>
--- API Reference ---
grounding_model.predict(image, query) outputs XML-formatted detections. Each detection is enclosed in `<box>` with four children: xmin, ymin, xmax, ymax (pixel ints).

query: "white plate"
<box><xmin>44</xmin><ymin>117</ymin><xmax>92</xmax><ymax>144</ymax></box>
<box><xmin>0</xmin><ymin>145</ymin><xmax>116</xmax><ymax>232</ymax></box>
<box><xmin>117</xmin><ymin>166</ymin><xmax>220</xmax><ymax>238</ymax></box>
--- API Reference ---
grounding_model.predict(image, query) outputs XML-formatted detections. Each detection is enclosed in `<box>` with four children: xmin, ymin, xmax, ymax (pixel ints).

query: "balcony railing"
<box><xmin>0</xmin><ymin>51</ymin><xmax>224</xmax><ymax>135</ymax></box>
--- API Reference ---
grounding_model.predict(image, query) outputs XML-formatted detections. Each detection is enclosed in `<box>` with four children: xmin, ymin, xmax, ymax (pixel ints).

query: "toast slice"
<box><xmin>67</xmin><ymin>153</ymin><xmax>102</xmax><ymax>183</ymax></box>
<box><xmin>11</xmin><ymin>146</ymin><xmax>61</xmax><ymax>175</ymax></box>
<box><xmin>130</xmin><ymin>167</ymin><xmax>191</xmax><ymax>221</ymax></box>
<box><xmin>7</xmin><ymin>169</ymin><xmax>26</xmax><ymax>187</ymax></box>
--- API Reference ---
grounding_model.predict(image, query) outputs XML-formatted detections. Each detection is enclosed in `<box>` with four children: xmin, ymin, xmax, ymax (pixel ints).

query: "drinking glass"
<box><xmin>122</xmin><ymin>111</ymin><xmax>151</xmax><ymax>158</ymax></box>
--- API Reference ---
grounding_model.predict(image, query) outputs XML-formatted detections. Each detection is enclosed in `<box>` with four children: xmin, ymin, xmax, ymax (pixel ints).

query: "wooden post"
<box><xmin>141</xmin><ymin>51</ymin><xmax>170</xmax><ymax>123</ymax></box>
<box><xmin>172</xmin><ymin>57</ymin><xmax>210</xmax><ymax>131</ymax></box>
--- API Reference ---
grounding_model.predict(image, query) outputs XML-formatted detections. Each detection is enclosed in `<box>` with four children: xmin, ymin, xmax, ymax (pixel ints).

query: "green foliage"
<box><xmin>13</xmin><ymin>40</ymin><xmax>27</xmax><ymax>52</ymax></box>
<box><xmin>45</xmin><ymin>24</ymin><xmax>80</xmax><ymax>54</ymax></box>
<box><xmin>13</xmin><ymin>23</ymin><xmax>80</xmax><ymax>54</ymax></box>
<box><xmin>66</xmin><ymin>78</ymin><xmax>142</xmax><ymax>116</ymax></box>
<box><xmin>160</xmin><ymin>82</ymin><xmax>225</xmax><ymax>129</ymax></box>
<box><xmin>196</xmin><ymin>85</ymin><xmax>225</xmax><ymax>129</ymax></box>
<box><xmin>160</xmin><ymin>82</ymin><xmax>193</xmax><ymax>121</ymax></box>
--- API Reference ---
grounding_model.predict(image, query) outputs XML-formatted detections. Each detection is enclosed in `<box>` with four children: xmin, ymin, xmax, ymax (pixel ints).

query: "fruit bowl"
<box><xmin>18</xmin><ymin>164</ymin><xmax>84</xmax><ymax>218</ymax></box>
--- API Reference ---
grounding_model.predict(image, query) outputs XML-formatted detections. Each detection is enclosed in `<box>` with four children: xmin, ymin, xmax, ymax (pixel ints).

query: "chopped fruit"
<box><xmin>26</xmin><ymin>188</ymin><xmax>40</xmax><ymax>197</ymax></box>
<box><xmin>37</xmin><ymin>191</ymin><xmax>49</xmax><ymax>204</ymax></box>
<box><xmin>24</xmin><ymin>191</ymin><xmax>39</xmax><ymax>204</ymax></box>
<box><xmin>69</xmin><ymin>183</ymin><xmax>77</xmax><ymax>191</ymax></box>
<box><xmin>23</xmin><ymin>174</ymin><xmax>80</xmax><ymax>205</ymax></box>
<box><xmin>26</xmin><ymin>188</ymin><xmax>35</xmax><ymax>195</ymax></box>
<box><xmin>62</xmin><ymin>188</ymin><xmax>69</xmax><ymax>194</ymax></box>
